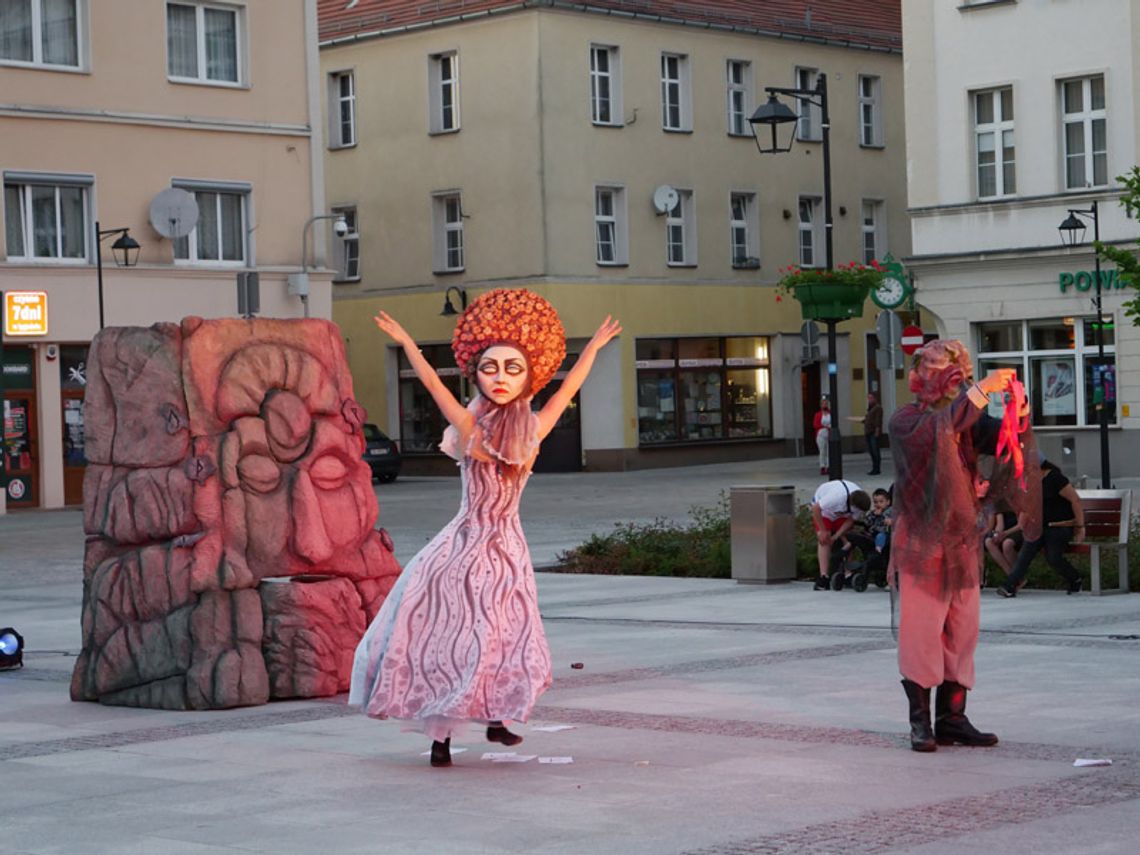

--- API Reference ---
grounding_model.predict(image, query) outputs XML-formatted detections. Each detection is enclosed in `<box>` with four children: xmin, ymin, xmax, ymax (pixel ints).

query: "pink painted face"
<box><xmin>476</xmin><ymin>345</ymin><xmax>530</xmax><ymax>404</ymax></box>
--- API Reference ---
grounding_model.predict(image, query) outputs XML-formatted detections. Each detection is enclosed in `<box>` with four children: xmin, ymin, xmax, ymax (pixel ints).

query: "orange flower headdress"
<box><xmin>451</xmin><ymin>289</ymin><xmax>566</xmax><ymax>396</ymax></box>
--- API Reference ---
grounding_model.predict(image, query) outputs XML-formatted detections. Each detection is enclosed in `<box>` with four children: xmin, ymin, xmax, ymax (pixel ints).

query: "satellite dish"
<box><xmin>148</xmin><ymin>188</ymin><xmax>199</xmax><ymax>239</ymax></box>
<box><xmin>652</xmin><ymin>184</ymin><xmax>679</xmax><ymax>215</ymax></box>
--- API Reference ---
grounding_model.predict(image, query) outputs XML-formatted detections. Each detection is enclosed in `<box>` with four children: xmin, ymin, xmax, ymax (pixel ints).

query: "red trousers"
<box><xmin>897</xmin><ymin>571</ymin><xmax>980</xmax><ymax>690</ymax></box>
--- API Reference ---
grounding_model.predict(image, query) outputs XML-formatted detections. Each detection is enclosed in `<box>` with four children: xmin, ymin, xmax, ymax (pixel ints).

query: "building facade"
<box><xmin>319</xmin><ymin>0</ymin><xmax>911</xmax><ymax>473</ymax></box>
<box><xmin>1</xmin><ymin>0</ymin><xmax>332</xmax><ymax>511</ymax></box>
<box><xmin>902</xmin><ymin>0</ymin><xmax>1140</xmax><ymax>481</ymax></box>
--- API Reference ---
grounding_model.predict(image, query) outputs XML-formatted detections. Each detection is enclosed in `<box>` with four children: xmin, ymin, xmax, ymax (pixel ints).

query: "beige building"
<box><xmin>1</xmin><ymin>0</ymin><xmax>334</xmax><ymax>511</ymax></box>
<box><xmin>321</xmin><ymin>0</ymin><xmax>910</xmax><ymax>472</ymax></box>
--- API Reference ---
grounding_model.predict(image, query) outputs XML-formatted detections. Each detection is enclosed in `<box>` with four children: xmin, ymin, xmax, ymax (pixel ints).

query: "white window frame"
<box><xmin>795</xmin><ymin>66</ymin><xmax>821</xmax><ymax>142</ymax></box>
<box><xmin>594</xmin><ymin>185</ymin><xmax>628</xmax><ymax>266</ymax></box>
<box><xmin>858</xmin><ymin>74</ymin><xmax>883</xmax><ymax>147</ymax></box>
<box><xmin>0</xmin><ymin>0</ymin><xmax>85</xmax><ymax>70</ymax></box>
<box><xmin>429</xmin><ymin>51</ymin><xmax>460</xmax><ymax>134</ymax></box>
<box><xmin>165</xmin><ymin>2</ymin><xmax>244</xmax><ymax>87</ymax></box>
<box><xmin>666</xmin><ymin>189</ymin><xmax>696</xmax><ymax>267</ymax></box>
<box><xmin>332</xmin><ymin>205</ymin><xmax>359</xmax><ymax>281</ymax></box>
<box><xmin>861</xmin><ymin>199</ymin><xmax>884</xmax><ymax>265</ymax></box>
<box><xmin>328</xmin><ymin>70</ymin><xmax>356</xmax><ymax>148</ymax></box>
<box><xmin>660</xmin><ymin>52</ymin><xmax>692</xmax><ymax>132</ymax></box>
<box><xmin>2</xmin><ymin>172</ymin><xmax>92</xmax><ymax>264</ymax></box>
<box><xmin>432</xmin><ymin>192</ymin><xmax>464</xmax><ymax>273</ymax></box>
<box><xmin>171</xmin><ymin>180</ymin><xmax>250</xmax><ymax>266</ymax></box>
<box><xmin>726</xmin><ymin>59</ymin><xmax>752</xmax><ymax>137</ymax></box>
<box><xmin>729</xmin><ymin>191</ymin><xmax>759</xmax><ymax>268</ymax></box>
<box><xmin>798</xmin><ymin>196</ymin><xmax>822</xmax><ymax>268</ymax></box>
<box><xmin>973</xmin><ymin>86</ymin><xmax>1015</xmax><ymax>199</ymax></box>
<box><xmin>590</xmin><ymin>44</ymin><xmax>622</xmax><ymax>126</ymax></box>
<box><xmin>1061</xmin><ymin>74</ymin><xmax>1107</xmax><ymax>190</ymax></box>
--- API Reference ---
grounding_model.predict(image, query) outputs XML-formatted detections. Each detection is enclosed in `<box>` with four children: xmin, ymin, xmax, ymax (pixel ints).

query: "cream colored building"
<box><xmin>1</xmin><ymin>0</ymin><xmax>332</xmax><ymax>511</ymax></box>
<box><xmin>320</xmin><ymin>1</ymin><xmax>910</xmax><ymax>472</ymax></box>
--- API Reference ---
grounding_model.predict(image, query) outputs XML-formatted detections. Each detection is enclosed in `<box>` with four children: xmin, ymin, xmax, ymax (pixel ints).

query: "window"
<box><xmin>974</xmin><ymin>86</ymin><xmax>1015</xmax><ymax>198</ymax></box>
<box><xmin>665</xmin><ymin>189</ymin><xmax>696</xmax><ymax>266</ymax></box>
<box><xmin>0</xmin><ymin>0</ymin><xmax>80</xmax><ymax>68</ymax></box>
<box><xmin>858</xmin><ymin>74</ymin><xmax>882</xmax><ymax>147</ymax></box>
<box><xmin>432</xmin><ymin>192</ymin><xmax>464</xmax><ymax>272</ymax></box>
<box><xmin>861</xmin><ymin>200</ymin><xmax>884</xmax><ymax>264</ymax></box>
<box><xmin>397</xmin><ymin>344</ymin><xmax>463</xmax><ymax>453</ymax></box>
<box><xmin>429</xmin><ymin>51</ymin><xmax>459</xmax><ymax>133</ymax></box>
<box><xmin>726</xmin><ymin>60</ymin><xmax>752</xmax><ymax>136</ymax></box>
<box><xmin>171</xmin><ymin>182</ymin><xmax>248</xmax><ymax>264</ymax></box>
<box><xmin>1062</xmin><ymin>75</ymin><xmax>1107</xmax><ymax>189</ymax></box>
<box><xmin>328</xmin><ymin>70</ymin><xmax>356</xmax><ymax>148</ymax></box>
<box><xmin>166</xmin><ymin>2</ymin><xmax>240</xmax><ymax>84</ymax></box>
<box><xmin>795</xmin><ymin>67</ymin><xmax>821</xmax><ymax>141</ymax></box>
<box><xmin>976</xmin><ymin>317</ymin><xmax>1116</xmax><ymax>427</ymax></box>
<box><xmin>332</xmin><ymin>206</ymin><xmax>359</xmax><ymax>281</ymax></box>
<box><xmin>730</xmin><ymin>192</ymin><xmax>759</xmax><ymax>268</ymax></box>
<box><xmin>798</xmin><ymin>196</ymin><xmax>822</xmax><ymax>267</ymax></box>
<box><xmin>3</xmin><ymin>173</ymin><xmax>90</xmax><ymax>261</ymax></box>
<box><xmin>636</xmin><ymin>337</ymin><xmax>772</xmax><ymax>444</ymax></box>
<box><xmin>660</xmin><ymin>52</ymin><xmax>691</xmax><ymax>131</ymax></box>
<box><xmin>590</xmin><ymin>44</ymin><xmax>621</xmax><ymax>125</ymax></box>
<box><xmin>594</xmin><ymin>185</ymin><xmax>627</xmax><ymax>265</ymax></box>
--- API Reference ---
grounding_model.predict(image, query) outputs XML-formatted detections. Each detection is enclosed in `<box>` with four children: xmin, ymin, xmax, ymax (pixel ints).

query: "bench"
<box><xmin>1065</xmin><ymin>489</ymin><xmax>1132</xmax><ymax>595</ymax></box>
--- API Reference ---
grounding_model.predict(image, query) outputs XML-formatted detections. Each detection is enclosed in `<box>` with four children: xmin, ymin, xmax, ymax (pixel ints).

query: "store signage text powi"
<box><xmin>1058</xmin><ymin>269</ymin><xmax>1126</xmax><ymax>294</ymax></box>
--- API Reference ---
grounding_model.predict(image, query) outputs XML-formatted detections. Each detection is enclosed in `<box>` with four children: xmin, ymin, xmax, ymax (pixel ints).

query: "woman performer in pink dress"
<box><xmin>349</xmin><ymin>289</ymin><xmax>620</xmax><ymax>767</ymax></box>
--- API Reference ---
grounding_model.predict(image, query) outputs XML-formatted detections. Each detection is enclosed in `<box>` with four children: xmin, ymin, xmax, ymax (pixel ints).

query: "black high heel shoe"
<box><xmin>430</xmin><ymin>738</ymin><xmax>452</xmax><ymax>767</ymax></box>
<box><xmin>486</xmin><ymin>721</ymin><xmax>523</xmax><ymax>746</ymax></box>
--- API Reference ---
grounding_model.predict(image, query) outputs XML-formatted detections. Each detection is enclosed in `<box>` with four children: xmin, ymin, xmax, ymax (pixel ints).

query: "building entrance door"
<box><xmin>531</xmin><ymin>359</ymin><xmax>583</xmax><ymax>473</ymax></box>
<box><xmin>3</xmin><ymin>346</ymin><xmax>39</xmax><ymax>508</ymax></box>
<box><xmin>60</xmin><ymin>345</ymin><xmax>89</xmax><ymax>505</ymax></box>
<box><xmin>801</xmin><ymin>365</ymin><xmax>822</xmax><ymax>457</ymax></box>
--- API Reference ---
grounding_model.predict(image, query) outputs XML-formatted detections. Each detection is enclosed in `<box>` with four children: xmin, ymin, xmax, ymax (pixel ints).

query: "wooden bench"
<box><xmin>1065</xmin><ymin>489</ymin><xmax>1132</xmax><ymax>595</ymax></box>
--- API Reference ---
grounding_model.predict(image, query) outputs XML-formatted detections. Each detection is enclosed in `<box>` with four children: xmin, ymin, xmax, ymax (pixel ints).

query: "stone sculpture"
<box><xmin>71</xmin><ymin>317</ymin><xmax>401</xmax><ymax>709</ymax></box>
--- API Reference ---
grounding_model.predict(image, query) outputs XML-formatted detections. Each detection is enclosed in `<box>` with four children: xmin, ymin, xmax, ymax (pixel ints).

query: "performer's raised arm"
<box><xmin>536</xmin><ymin>316</ymin><xmax>621</xmax><ymax>440</ymax></box>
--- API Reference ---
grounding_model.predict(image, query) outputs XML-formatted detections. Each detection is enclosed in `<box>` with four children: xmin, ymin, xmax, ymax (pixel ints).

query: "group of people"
<box><xmin>349</xmin><ymin>290</ymin><xmax>1065</xmax><ymax>765</ymax></box>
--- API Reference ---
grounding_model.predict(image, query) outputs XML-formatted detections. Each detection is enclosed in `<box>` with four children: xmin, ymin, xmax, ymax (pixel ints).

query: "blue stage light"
<box><xmin>0</xmin><ymin>627</ymin><xmax>24</xmax><ymax>670</ymax></box>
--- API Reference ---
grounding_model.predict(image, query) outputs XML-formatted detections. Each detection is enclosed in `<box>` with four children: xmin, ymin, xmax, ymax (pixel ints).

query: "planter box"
<box><xmin>791</xmin><ymin>280</ymin><xmax>868</xmax><ymax>321</ymax></box>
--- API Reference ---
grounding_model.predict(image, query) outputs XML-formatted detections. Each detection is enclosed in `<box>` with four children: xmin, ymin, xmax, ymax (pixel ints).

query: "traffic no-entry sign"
<box><xmin>900</xmin><ymin>325</ymin><xmax>925</xmax><ymax>355</ymax></box>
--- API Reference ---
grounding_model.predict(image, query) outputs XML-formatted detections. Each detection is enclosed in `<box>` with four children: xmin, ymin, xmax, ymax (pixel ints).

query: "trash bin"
<box><xmin>730</xmin><ymin>485</ymin><xmax>796</xmax><ymax>584</ymax></box>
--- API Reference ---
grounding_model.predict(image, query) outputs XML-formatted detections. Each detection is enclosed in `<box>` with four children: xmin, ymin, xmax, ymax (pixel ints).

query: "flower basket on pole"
<box><xmin>777</xmin><ymin>262</ymin><xmax>880</xmax><ymax>321</ymax></box>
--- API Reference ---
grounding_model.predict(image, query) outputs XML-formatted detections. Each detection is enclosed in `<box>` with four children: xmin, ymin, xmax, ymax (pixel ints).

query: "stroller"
<box><xmin>829</xmin><ymin>525</ymin><xmax>890</xmax><ymax>592</ymax></box>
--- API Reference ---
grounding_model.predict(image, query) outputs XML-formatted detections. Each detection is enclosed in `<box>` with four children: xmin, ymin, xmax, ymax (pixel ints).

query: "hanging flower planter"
<box><xmin>776</xmin><ymin>262</ymin><xmax>880</xmax><ymax>322</ymax></box>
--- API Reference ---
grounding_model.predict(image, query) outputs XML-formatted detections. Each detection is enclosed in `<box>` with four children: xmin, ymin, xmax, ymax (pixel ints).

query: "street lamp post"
<box><xmin>749</xmin><ymin>73</ymin><xmax>844</xmax><ymax>480</ymax></box>
<box><xmin>1058</xmin><ymin>200</ymin><xmax>1111</xmax><ymax>488</ymax></box>
<box><xmin>94</xmin><ymin>222</ymin><xmax>141</xmax><ymax>330</ymax></box>
<box><xmin>291</xmin><ymin>214</ymin><xmax>348</xmax><ymax>318</ymax></box>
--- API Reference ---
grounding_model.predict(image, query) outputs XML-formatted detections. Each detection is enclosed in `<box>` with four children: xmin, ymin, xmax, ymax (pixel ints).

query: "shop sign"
<box><xmin>1058</xmin><ymin>269</ymin><xmax>1124</xmax><ymax>294</ymax></box>
<box><xmin>7</xmin><ymin>477</ymin><xmax>28</xmax><ymax>501</ymax></box>
<box><xmin>3</xmin><ymin>291</ymin><xmax>49</xmax><ymax>336</ymax></box>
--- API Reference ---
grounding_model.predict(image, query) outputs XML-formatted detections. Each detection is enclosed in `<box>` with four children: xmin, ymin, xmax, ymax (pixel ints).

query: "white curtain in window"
<box><xmin>41</xmin><ymin>0</ymin><xmax>76</xmax><ymax>65</ymax></box>
<box><xmin>30</xmin><ymin>185</ymin><xmax>56</xmax><ymax>257</ymax></box>
<box><xmin>59</xmin><ymin>185</ymin><xmax>84</xmax><ymax>258</ymax></box>
<box><xmin>167</xmin><ymin>3</ymin><xmax>197</xmax><ymax>77</ymax></box>
<box><xmin>197</xmin><ymin>191</ymin><xmax>219</xmax><ymax>259</ymax></box>
<box><xmin>204</xmin><ymin>7</ymin><xmax>236</xmax><ymax>82</ymax></box>
<box><xmin>0</xmin><ymin>0</ymin><xmax>34</xmax><ymax>61</ymax></box>
<box><xmin>219</xmin><ymin>192</ymin><xmax>242</xmax><ymax>260</ymax></box>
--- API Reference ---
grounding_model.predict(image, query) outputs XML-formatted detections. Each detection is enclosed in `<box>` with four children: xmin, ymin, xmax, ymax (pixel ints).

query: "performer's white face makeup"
<box><xmin>476</xmin><ymin>345</ymin><xmax>529</xmax><ymax>404</ymax></box>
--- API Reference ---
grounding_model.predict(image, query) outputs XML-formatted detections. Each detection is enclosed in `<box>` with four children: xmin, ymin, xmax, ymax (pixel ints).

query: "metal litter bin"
<box><xmin>730</xmin><ymin>485</ymin><xmax>796</xmax><ymax>584</ymax></box>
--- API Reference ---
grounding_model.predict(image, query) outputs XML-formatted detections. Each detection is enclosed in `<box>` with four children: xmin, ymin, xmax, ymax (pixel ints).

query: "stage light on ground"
<box><xmin>0</xmin><ymin>627</ymin><xmax>24</xmax><ymax>670</ymax></box>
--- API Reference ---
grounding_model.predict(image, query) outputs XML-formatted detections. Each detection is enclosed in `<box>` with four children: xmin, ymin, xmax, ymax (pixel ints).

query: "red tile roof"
<box><xmin>318</xmin><ymin>1</ymin><xmax>902</xmax><ymax>52</ymax></box>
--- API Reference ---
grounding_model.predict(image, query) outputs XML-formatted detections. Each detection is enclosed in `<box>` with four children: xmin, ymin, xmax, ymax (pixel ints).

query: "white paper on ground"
<box><xmin>420</xmin><ymin>747</ymin><xmax>468</xmax><ymax>756</ymax></box>
<box><xmin>1073</xmin><ymin>758</ymin><xmax>1112</xmax><ymax>767</ymax></box>
<box><xmin>538</xmin><ymin>756</ymin><xmax>573</xmax><ymax>764</ymax></box>
<box><xmin>531</xmin><ymin>724</ymin><xmax>576</xmax><ymax>733</ymax></box>
<box><xmin>481</xmin><ymin>751</ymin><xmax>536</xmax><ymax>763</ymax></box>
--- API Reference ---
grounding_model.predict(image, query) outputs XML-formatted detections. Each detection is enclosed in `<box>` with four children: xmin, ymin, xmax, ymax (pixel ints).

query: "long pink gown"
<box><xmin>348</xmin><ymin>412</ymin><xmax>552</xmax><ymax>742</ymax></box>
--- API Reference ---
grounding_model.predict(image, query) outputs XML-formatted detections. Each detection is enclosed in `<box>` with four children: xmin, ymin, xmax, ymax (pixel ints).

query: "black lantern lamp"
<box><xmin>440</xmin><ymin>286</ymin><xmax>467</xmax><ymax>316</ymax></box>
<box><xmin>1057</xmin><ymin>212</ymin><xmax>1088</xmax><ymax>246</ymax></box>
<box><xmin>0</xmin><ymin>627</ymin><xmax>24</xmax><ymax>671</ymax></box>
<box><xmin>95</xmin><ymin>223</ymin><xmax>142</xmax><ymax>330</ymax></box>
<box><xmin>748</xmin><ymin>93</ymin><xmax>799</xmax><ymax>154</ymax></box>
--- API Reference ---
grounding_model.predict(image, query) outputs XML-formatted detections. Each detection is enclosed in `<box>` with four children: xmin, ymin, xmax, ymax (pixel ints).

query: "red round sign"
<box><xmin>899</xmin><ymin>325</ymin><xmax>925</xmax><ymax>355</ymax></box>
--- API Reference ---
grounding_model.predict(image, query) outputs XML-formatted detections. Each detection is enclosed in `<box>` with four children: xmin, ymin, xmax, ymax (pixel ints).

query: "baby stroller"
<box><xmin>829</xmin><ymin>527</ymin><xmax>890</xmax><ymax>592</ymax></box>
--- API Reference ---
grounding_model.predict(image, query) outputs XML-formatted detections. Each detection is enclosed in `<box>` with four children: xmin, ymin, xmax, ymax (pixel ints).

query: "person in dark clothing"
<box><xmin>864</xmin><ymin>392</ymin><xmax>884</xmax><ymax>474</ymax></box>
<box><xmin>996</xmin><ymin>458</ymin><xmax>1085</xmax><ymax>597</ymax></box>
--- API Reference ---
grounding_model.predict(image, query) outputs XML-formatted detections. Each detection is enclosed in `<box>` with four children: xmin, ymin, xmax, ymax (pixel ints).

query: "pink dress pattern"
<box><xmin>349</xmin><ymin>410</ymin><xmax>552</xmax><ymax>742</ymax></box>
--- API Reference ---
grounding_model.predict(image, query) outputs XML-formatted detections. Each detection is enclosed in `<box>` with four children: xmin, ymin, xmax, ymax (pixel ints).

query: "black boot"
<box><xmin>813</xmin><ymin>575</ymin><xmax>830</xmax><ymax>591</ymax></box>
<box><xmin>934</xmin><ymin>681</ymin><xmax>998</xmax><ymax>746</ymax></box>
<box><xmin>901</xmin><ymin>679</ymin><xmax>937</xmax><ymax>752</ymax></box>
<box><xmin>486</xmin><ymin>721</ymin><xmax>523</xmax><ymax>746</ymax></box>
<box><xmin>430</xmin><ymin>738</ymin><xmax>452</xmax><ymax>767</ymax></box>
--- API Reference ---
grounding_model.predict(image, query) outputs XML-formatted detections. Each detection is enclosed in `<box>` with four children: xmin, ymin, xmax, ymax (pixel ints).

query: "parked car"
<box><xmin>362</xmin><ymin>423</ymin><xmax>401</xmax><ymax>483</ymax></box>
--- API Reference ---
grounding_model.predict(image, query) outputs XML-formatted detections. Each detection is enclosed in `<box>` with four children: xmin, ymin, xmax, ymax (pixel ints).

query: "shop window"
<box><xmin>397</xmin><ymin>344</ymin><xmax>462</xmax><ymax>453</ymax></box>
<box><xmin>635</xmin><ymin>336</ymin><xmax>771</xmax><ymax>445</ymax></box>
<box><xmin>976</xmin><ymin>316</ymin><xmax>1114</xmax><ymax>428</ymax></box>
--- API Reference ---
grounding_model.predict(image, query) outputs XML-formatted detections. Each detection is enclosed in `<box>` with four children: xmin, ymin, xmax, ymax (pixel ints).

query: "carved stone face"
<box><xmin>475</xmin><ymin>345</ymin><xmax>530</xmax><ymax>405</ymax></box>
